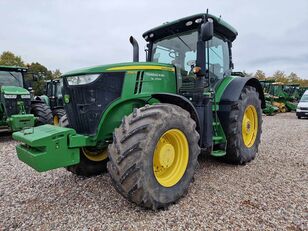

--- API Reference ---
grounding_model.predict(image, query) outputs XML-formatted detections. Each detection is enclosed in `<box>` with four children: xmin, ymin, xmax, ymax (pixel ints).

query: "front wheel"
<box><xmin>107</xmin><ymin>104</ymin><xmax>200</xmax><ymax>209</ymax></box>
<box><xmin>224</xmin><ymin>86</ymin><xmax>262</xmax><ymax>164</ymax></box>
<box><xmin>52</xmin><ymin>108</ymin><xmax>66</xmax><ymax>126</ymax></box>
<box><xmin>60</xmin><ymin>114</ymin><xmax>108</xmax><ymax>176</ymax></box>
<box><xmin>66</xmin><ymin>148</ymin><xmax>108</xmax><ymax>177</ymax></box>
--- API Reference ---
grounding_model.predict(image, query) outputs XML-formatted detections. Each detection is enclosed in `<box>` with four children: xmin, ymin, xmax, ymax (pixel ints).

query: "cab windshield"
<box><xmin>0</xmin><ymin>71</ymin><xmax>23</xmax><ymax>87</ymax></box>
<box><xmin>152</xmin><ymin>30</ymin><xmax>198</xmax><ymax>74</ymax></box>
<box><xmin>151</xmin><ymin>30</ymin><xmax>230</xmax><ymax>81</ymax></box>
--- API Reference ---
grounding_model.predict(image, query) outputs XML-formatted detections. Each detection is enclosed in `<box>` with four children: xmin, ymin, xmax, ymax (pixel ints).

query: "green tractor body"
<box><xmin>0</xmin><ymin>66</ymin><xmax>35</xmax><ymax>131</ymax></box>
<box><xmin>13</xmin><ymin>13</ymin><xmax>265</xmax><ymax>209</ymax></box>
<box><xmin>0</xmin><ymin>66</ymin><xmax>54</xmax><ymax>132</ymax></box>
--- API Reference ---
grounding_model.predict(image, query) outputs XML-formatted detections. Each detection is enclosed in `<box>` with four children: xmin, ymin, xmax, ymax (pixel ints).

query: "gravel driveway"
<box><xmin>0</xmin><ymin>113</ymin><xmax>307</xmax><ymax>230</ymax></box>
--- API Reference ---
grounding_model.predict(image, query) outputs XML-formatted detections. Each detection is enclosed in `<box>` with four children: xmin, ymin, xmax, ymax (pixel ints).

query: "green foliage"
<box><xmin>254</xmin><ymin>70</ymin><xmax>266</xmax><ymax>80</ymax></box>
<box><xmin>0</xmin><ymin>51</ymin><xmax>26</xmax><ymax>67</ymax></box>
<box><xmin>52</xmin><ymin>69</ymin><xmax>62</xmax><ymax>79</ymax></box>
<box><xmin>25</xmin><ymin>62</ymin><xmax>53</xmax><ymax>95</ymax></box>
<box><xmin>0</xmin><ymin>51</ymin><xmax>63</xmax><ymax>95</ymax></box>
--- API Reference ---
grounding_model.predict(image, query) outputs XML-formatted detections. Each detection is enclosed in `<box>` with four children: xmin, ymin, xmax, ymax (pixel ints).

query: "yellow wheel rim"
<box><xmin>82</xmin><ymin>148</ymin><xmax>108</xmax><ymax>162</ymax></box>
<box><xmin>53</xmin><ymin>115</ymin><xmax>59</xmax><ymax>126</ymax></box>
<box><xmin>153</xmin><ymin>129</ymin><xmax>189</xmax><ymax>187</ymax></box>
<box><xmin>242</xmin><ymin>105</ymin><xmax>258</xmax><ymax>148</ymax></box>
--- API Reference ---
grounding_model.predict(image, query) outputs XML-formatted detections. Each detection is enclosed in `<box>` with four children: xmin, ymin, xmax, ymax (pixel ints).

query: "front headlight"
<box><xmin>66</xmin><ymin>74</ymin><xmax>100</xmax><ymax>86</ymax></box>
<box><xmin>4</xmin><ymin>94</ymin><xmax>17</xmax><ymax>99</ymax></box>
<box><xmin>21</xmin><ymin>94</ymin><xmax>31</xmax><ymax>99</ymax></box>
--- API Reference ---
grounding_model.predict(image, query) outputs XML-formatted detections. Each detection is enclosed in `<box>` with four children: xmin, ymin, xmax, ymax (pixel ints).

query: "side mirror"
<box><xmin>200</xmin><ymin>21</ymin><xmax>214</xmax><ymax>41</ymax></box>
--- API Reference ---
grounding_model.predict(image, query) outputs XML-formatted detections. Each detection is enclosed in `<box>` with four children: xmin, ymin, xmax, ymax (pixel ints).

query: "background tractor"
<box><xmin>260</xmin><ymin>80</ymin><xmax>279</xmax><ymax>115</ymax></box>
<box><xmin>13</xmin><ymin>13</ymin><xmax>265</xmax><ymax>209</ymax></box>
<box><xmin>267</xmin><ymin>82</ymin><xmax>298</xmax><ymax>112</ymax></box>
<box><xmin>0</xmin><ymin>65</ymin><xmax>53</xmax><ymax>132</ymax></box>
<box><xmin>34</xmin><ymin>79</ymin><xmax>66</xmax><ymax>125</ymax></box>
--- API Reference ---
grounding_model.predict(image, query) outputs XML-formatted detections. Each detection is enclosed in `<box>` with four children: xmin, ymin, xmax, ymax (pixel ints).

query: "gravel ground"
<box><xmin>0</xmin><ymin>113</ymin><xmax>307</xmax><ymax>230</ymax></box>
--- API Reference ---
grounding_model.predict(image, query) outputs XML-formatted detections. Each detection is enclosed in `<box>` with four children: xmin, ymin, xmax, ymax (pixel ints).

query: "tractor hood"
<box><xmin>62</xmin><ymin>62</ymin><xmax>175</xmax><ymax>77</ymax></box>
<box><xmin>1</xmin><ymin>86</ymin><xmax>30</xmax><ymax>95</ymax></box>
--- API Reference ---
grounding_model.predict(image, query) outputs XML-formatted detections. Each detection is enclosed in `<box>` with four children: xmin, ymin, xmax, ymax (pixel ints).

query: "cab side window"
<box><xmin>206</xmin><ymin>35</ymin><xmax>230</xmax><ymax>84</ymax></box>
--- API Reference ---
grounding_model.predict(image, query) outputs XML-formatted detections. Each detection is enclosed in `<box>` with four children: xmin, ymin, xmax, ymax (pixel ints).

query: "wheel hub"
<box><xmin>153</xmin><ymin>129</ymin><xmax>189</xmax><ymax>187</ymax></box>
<box><xmin>242</xmin><ymin>105</ymin><xmax>258</xmax><ymax>148</ymax></box>
<box><xmin>245</xmin><ymin>120</ymin><xmax>251</xmax><ymax>133</ymax></box>
<box><xmin>157</xmin><ymin>143</ymin><xmax>175</xmax><ymax>168</ymax></box>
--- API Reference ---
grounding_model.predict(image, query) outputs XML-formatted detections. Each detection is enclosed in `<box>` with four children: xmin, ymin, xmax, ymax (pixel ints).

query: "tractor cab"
<box><xmin>0</xmin><ymin>66</ymin><xmax>26</xmax><ymax>88</ymax></box>
<box><xmin>45</xmin><ymin>79</ymin><xmax>64</xmax><ymax>109</ymax></box>
<box><xmin>143</xmin><ymin>13</ymin><xmax>237</xmax><ymax>91</ymax></box>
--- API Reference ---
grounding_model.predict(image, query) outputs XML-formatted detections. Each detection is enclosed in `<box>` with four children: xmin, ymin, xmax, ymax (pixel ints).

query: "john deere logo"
<box><xmin>64</xmin><ymin>94</ymin><xmax>70</xmax><ymax>104</ymax></box>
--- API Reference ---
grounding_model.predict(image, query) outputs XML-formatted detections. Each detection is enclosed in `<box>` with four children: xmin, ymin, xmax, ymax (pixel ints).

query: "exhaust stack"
<box><xmin>129</xmin><ymin>36</ymin><xmax>139</xmax><ymax>62</ymax></box>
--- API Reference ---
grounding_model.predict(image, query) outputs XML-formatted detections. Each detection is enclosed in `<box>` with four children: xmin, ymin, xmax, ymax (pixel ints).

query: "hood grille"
<box><xmin>134</xmin><ymin>71</ymin><xmax>144</xmax><ymax>94</ymax></box>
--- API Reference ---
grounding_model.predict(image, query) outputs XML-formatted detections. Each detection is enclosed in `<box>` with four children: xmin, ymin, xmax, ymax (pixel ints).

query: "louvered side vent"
<box><xmin>134</xmin><ymin>71</ymin><xmax>144</xmax><ymax>94</ymax></box>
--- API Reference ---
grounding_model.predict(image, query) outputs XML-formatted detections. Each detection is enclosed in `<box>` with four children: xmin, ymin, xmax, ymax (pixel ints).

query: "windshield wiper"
<box><xmin>176</xmin><ymin>35</ymin><xmax>193</xmax><ymax>51</ymax></box>
<box><xmin>9</xmin><ymin>72</ymin><xmax>22</xmax><ymax>85</ymax></box>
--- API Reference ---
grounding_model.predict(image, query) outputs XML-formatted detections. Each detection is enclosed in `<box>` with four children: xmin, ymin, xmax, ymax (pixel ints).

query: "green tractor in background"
<box><xmin>260</xmin><ymin>80</ymin><xmax>279</xmax><ymax>115</ymax></box>
<box><xmin>13</xmin><ymin>13</ymin><xmax>265</xmax><ymax>209</ymax></box>
<box><xmin>34</xmin><ymin>79</ymin><xmax>66</xmax><ymax>125</ymax></box>
<box><xmin>0</xmin><ymin>65</ymin><xmax>53</xmax><ymax>132</ymax></box>
<box><xmin>268</xmin><ymin>82</ymin><xmax>297</xmax><ymax>112</ymax></box>
<box><xmin>283</xmin><ymin>83</ymin><xmax>300</xmax><ymax>101</ymax></box>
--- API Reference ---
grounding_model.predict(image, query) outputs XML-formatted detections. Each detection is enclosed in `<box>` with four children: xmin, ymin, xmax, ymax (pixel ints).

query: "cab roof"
<box><xmin>0</xmin><ymin>65</ymin><xmax>27</xmax><ymax>72</ymax></box>
<box><xmin>142</xmin><ymin>13</ymin><xmax>238</xmax><ymax>42</ymax></box>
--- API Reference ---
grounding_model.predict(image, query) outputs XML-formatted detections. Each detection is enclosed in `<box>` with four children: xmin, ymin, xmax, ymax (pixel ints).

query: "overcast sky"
<box><xmin>1</xmin><ymin>0</ymin><xmax>308</xmax><ymax>79</ymax></box>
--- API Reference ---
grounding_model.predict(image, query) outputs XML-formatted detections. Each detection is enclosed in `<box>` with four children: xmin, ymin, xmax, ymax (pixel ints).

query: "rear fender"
<box><xmin>220</xmin><ymin>77</ymin><xmax>265</xmax><ymax>108</ymax></box>
<box><xmin>217</xmin><ymin>77</ymin><xmax>265</xmax><ymax>134</ymax></box>
<box><xmin>32</xmin><ymin>95</ymin><xmax>50</xmax><ymax>106</ymax></box>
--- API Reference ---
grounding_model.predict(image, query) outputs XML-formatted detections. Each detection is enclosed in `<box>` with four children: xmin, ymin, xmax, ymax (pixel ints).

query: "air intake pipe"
<box><xmin>129</xmin><ymin>36</ymin><xmax>139</xmax><ymax>62</ymax></box>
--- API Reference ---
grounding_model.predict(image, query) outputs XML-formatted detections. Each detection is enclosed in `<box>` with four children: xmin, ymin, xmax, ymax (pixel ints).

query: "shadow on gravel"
<box><xmin>0</xmin><ymin>132</ymin><xmax>12</xmax><ymax>143</ymax></box>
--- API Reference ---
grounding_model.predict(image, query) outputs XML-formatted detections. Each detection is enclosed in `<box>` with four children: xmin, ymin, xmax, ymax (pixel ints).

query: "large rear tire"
<box><xmin>31</xmin><ymin>103</ymin><xmax>53</xmax><ymax>125</ymax></box>
<box><xmin>107</xmin><ymin>104</ymin><xmax>200</xmax><ymax>209</ymax></box>
<box><xmin>60</xmin><ymin>114</ymin><xmax>108</xmax><ymax>177</ymax></box>
<box><xmin>224</xmin><ymin>86</ymin><xmax>262</xmax><ymax>164</ymax></box>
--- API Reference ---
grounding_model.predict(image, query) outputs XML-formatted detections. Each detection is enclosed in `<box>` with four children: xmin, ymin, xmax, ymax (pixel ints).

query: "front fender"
<box><xmin>152</xmin><ymin>93</ymin><xmax>201</xmax><ymax>134</ymax></box>
<box><xmin>94</xmin><ymin>96</ymin><xmax>150</xmax><ymax>143</ymax></box>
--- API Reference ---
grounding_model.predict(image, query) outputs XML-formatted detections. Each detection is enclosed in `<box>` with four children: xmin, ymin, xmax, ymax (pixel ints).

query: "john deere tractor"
<box><xmin>0</xmin><ymin>65</ymin><xmax>53</xmax><ymax>132</ymax></box>
<box><xmin>260</xmin><ymin>80</ymin><xmax>279</xmax><ymax>115</ymax></box>
<box><xmin>13</xmin><ymin>13</ymin><xmax>265</xmax><ymax>209</ymax></box>
<box><xmin>34</xmin><ymin>79</ymin><xmax>66</xmax><ymax>125</ymax></box>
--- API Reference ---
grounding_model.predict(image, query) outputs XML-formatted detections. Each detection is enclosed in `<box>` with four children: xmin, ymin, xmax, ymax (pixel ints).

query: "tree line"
<box><xmin>0</xmin><ymin>51</ymin><xmax>61</xmax><ymax>95</ymax></box>
<box><xmin>244</xmin><ymin>70</ymin><xmax>308</xmax><ymax>87</ymax></box>
<box><xmin>1</xmin><ymin>51</ymin><xmax>307</xmax><ymax>95</ymax></box>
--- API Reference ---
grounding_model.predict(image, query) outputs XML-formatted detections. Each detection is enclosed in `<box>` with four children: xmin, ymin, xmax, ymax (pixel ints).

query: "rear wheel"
<box><xmin>52</xmin><ymin>108</ymin><xmax>66</xmax><ymax>126</ymax></box>
<box><xmin>107</xmin><ymin>104</ymin><xmax>200</xmax><ymax>209</ymax></box>
<box><xmin>224</xmin><ymin>86</ymin><xmax>262</xmax><ymax>164</ymax></box>
<box><xmin>60</xmin><ymin>114</ymin><xmax>108</xmax><ymax>176</ymax></box>
<box><xmin>31</xmin><ymin>103</ymin><xmax>53</xmax><ymax>125</ymax></box>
